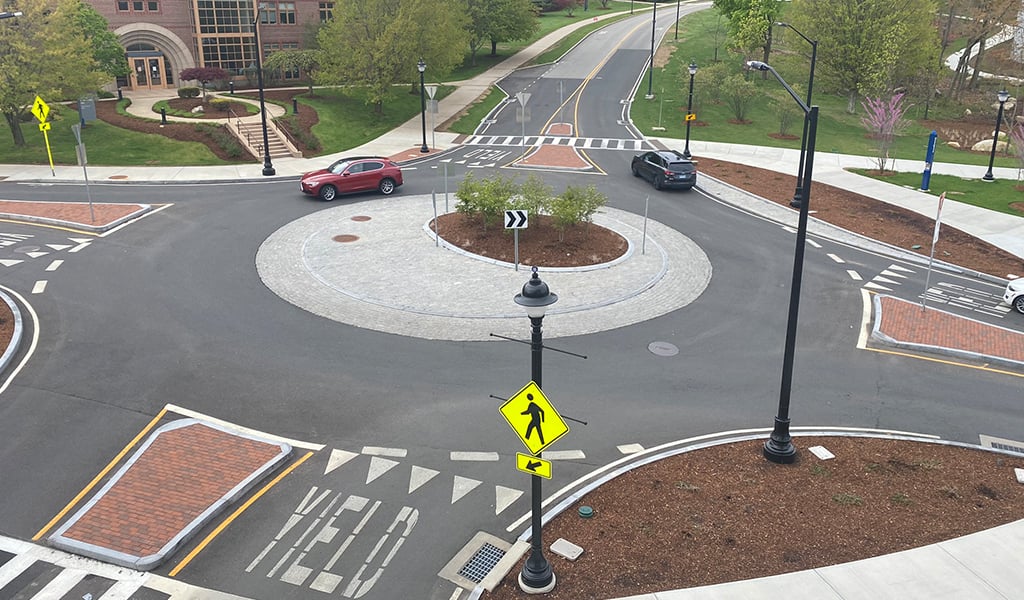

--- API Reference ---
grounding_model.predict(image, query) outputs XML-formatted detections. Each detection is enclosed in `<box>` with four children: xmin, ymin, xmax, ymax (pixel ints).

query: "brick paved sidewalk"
<box><xmin>873</xmin><ymin>294</ymin><xmax>1024</xmax><ymax>366</ymax></box>
<box><xmin>48</xmin><ymin>419</ymin><xmax>291</xmax><ymax>570</ymax></box>
<box><xmin>0</xmin><ymin>200</ymin><xmax>151</xmax><ymax>232</ymax></box>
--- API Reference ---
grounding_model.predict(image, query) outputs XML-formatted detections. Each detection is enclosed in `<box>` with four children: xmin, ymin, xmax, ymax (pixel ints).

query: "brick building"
<box><xmin>87</xmin><ymin>0</ymin><xmax>332</xmax><ymax>91</ymax></box>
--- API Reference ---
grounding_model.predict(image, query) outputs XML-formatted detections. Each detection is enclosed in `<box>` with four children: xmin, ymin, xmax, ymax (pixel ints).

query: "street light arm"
<box><xmin>746</xmin><ymin>61</ymin><xmax>809</xmax><ymax>113</ymax></box>
<box><xmin>775</xmin><ymin>21</ymin><xmax>812</xmax><ymax>47</ymax></box>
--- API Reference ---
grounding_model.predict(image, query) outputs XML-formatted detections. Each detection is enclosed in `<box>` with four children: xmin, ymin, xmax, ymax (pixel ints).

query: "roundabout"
<box><xmin>256</xmin><ymin>195</ymin><xmax>713</xmax><ymax>341</ymax></box>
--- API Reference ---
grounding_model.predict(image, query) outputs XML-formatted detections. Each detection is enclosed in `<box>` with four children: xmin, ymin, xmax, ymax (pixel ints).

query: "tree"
<box><xmin>554</xmin><ymin>0</ymin><xmax>583</xmax><ymax>16</ymax></box>
<box><xmin>0</xmin><ymin>0</ymin><xmax>109</xmax><ymax>146</ymax></box>
<box><xmin>73</xmin><ymin>1</ymin><xmax>128</xmax><ymax>79</ymax></box>
<box><xmin>467</xmin><ymin>0</ymin><xmax>537</xmax><ymax>65</ymax></box>
<box><xmin>788</xmin><ymin>0</ymin><xmax>940</xmax><ymax>113</ymax></box>
<box><xmin>179</xmin><ymin>67</ymin><xmax>231</xmax><ymax>100</ymax></box>
<box><xmin>722</xmin><ymin>73</ymin><xmax>757</xmax><ymax>122</ymax></box>
<box><xmin>262</xmin><ymin>50</ymin><xmax>321</xmax><ymax>94</ymax></box>
<box><xmin>861</xmin><ymin>93</ymin><xmax>910</xmax><ymax>173</ymax></box>
<box><xmin>316</xmin><ymin>0</ymin><xmax>468</xmax><ymax>113</ymax></box>
<box><xmin>713</xmin><ymin>0</ymin><xmax>782</xmax><ymax>67</ymax></box>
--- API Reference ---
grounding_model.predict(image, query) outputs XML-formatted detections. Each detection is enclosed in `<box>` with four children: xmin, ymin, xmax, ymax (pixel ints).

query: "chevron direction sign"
<box><xmin>504</xmin><ymin>209</ymin><xmax>528</xmax><ymax>229</ymax></box>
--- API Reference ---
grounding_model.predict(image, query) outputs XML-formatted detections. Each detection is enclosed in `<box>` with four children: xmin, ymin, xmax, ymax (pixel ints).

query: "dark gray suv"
<box><xmin>631</xmin><ymin>150</ymin><xmax>697</xmax><ymax>190</ymax></box>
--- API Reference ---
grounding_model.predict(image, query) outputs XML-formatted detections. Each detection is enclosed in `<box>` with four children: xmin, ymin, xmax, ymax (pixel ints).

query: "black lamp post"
<box><xmin>982</xmin><ymin>89</ymin><xmax>1010</xmax><ymax>181</ymax></box>
<box><xmin>683</xmin><ymin>61</ymin><xmax>697</xmax><ymax>159</ymax></box>
<box><xmin>775</xmin><ymin>22</ymin><xmax>816</xmax><ymax>208</ymax></box>
<box><xmin>418</xmin><ymin>59</ymin><xmax>429</xmax><ymax>153</ymax></box>
<box><xmin>253</xmin><ymin>6</ymin><xmax>275</xmax><ymax>176</ymax></box>
<box><xmin>0</xmin><ymin>10</ymin><xmax>22</xmax><ymax>18</ymax></box>
<box><xmin>646</xmin><ymin>3</ymin><xmax>656</xmax><ymax>99</ymax></box>
<box><xmin>746</xmin><ymin>60</ymin><xmax>819</xmax><ymax>465</ymax></box>
<box><xmin>674</xmin><ymin>0</ymin><xmax>680</xmax><ymax>40</ymax></box>
<box><xmin>514</xmin><ymin>267</ymin><xmax>558</xmax><ymax>594</ymax></box>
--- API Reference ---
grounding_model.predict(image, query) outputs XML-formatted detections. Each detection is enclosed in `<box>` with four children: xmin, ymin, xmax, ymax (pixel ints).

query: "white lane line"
<box><xmin>543</xmin><ymin>450</ymin><xmax>586</xmax><ymax>460</ymax></box>
<box><xmin>362</xmin><ymin>446</ymin><xmax>407</xmax><ymax>457</ymax></box>
<box><xmin>827</xmin><ymin>253</ymin><xmax>845</xmax><ymax>263</ymax></box>
<box><xmin>45</xmin><ymin>259</ymin><xmax>63</xmax><ymax>272</ymax></box>
<box><xmin>31</xmin><ymin>280</ymin><xmax>46</xmax><ymax>294</ymax></box>
<box><xmin>847</xmin><ymin>270</ymin><xmax>862</xmax><ymax>281</ymax></box>
<box><xmin>450</xmin><ymin>451</ymin><xmax>500</xmax><ymax>461</ymax></box>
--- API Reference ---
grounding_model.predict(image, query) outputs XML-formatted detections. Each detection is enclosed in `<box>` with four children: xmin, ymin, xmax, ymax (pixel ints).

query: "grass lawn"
<box><xmin>852</xmin><ymin>169</ymin><xmax>1024</xmax><ymax>217</ymax></box>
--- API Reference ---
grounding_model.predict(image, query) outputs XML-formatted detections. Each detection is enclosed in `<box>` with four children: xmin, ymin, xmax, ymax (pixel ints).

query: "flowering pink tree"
<box><xmin>861</xmin><ymin>93</ymin><xmax>910</xmax><ymax>173</ymax></box>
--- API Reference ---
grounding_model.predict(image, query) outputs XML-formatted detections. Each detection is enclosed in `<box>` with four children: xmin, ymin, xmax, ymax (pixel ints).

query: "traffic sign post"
<box><xmin>71</xmin><ymin>124</ymin><xmax>95</xmax><ymax>223</ymax></box>
<box><xmin>504</xmin><ymin>210</ymin><xmax>529</xmax><ymax>272</ymax></box>
<box><xmin>31</xmin><ymin>95</ymin><xmax>55</xmax><ymax>176</ymax></box>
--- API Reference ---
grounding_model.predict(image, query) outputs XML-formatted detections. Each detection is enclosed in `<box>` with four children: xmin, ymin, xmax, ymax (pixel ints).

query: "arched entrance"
<box><xmin>122</xmin><ymin>44</ymin><xmax>172</xmax><ymax>91</ymax></box>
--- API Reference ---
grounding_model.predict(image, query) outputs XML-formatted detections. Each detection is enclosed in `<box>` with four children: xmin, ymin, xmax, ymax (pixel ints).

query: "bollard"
<box><xmin>117</xmin><ymin>88</ymin><xmax>123</xmax><ymax>100</ymax></box>
<box><xmin>229</xmin><ymin>80</ymin><xmax>234</xmax><ymax>95</ymax></box>
<box><xmin>293</xmin><ymin>98</ymin><xmax>298</xmax><ymax>114</ymax></box>
<box><xmin>160</xmin><ymin>107</ymin><xmax>167</xmax><ymax>126</ymax></box>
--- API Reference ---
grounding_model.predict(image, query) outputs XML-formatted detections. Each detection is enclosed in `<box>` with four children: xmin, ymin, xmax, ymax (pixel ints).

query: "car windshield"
<box><xmin>328</xmin><ymin>160</ymin><xmax>351</xmax><ymax>175</ymax></box>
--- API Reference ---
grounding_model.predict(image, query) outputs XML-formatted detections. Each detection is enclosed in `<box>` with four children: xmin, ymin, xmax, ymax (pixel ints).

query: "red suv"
<box><xmin>299</xmin><ymin>156</ymin><xmax>404</xmax><ymax>201</ymax></box>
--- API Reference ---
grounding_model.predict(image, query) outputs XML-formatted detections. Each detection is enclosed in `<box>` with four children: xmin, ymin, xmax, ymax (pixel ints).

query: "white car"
<box><xmin>1004</xmin><ymin>278</ymin><xmax>1024</xmax><ymax>314</ymax></box>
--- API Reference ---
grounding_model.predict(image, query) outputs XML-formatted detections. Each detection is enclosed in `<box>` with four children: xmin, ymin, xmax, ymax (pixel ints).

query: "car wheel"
<box><xmin>319</xmin><ymin>184</ymin><xmax>337</xmax><ymax>202</ymax></box>
<box><xmin>1014</xmin><ymin>295</ymin><xmax>1024</xmax><ymax>314</ymax></box>
<box><xmin>379</xmin><ymin>178</ymin><xmax>396</xmax><ymax>195</ymax></box>
<box><xmin>653</xmin><ymin>176</ymin><xmax>664</xmax><ymax>190</ymax></box>
<box><xmin>631</xmin><ymin>164</ymin><xmax>640</xmax><ymax>177</ymax></box>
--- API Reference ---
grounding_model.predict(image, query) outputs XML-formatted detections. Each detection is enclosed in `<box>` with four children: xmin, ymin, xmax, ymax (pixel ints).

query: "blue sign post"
<box><xmin>921</xmin><ymin>130</ymin><xmax>937</xmax><ymax>191</ymax></box>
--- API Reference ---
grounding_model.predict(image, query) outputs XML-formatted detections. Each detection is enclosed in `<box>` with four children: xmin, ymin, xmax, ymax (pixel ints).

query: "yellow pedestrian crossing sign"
<box><xmin>499</xmin><ymin>381</ymin><xmax>568</xmax><ymax>454</ymax></box>
<box><xmin>31</xmin><ymin>96</ymin><xmax>49</xmax><ymax>123</ymax></box>
<box><xmin>516</xmin><ymin>452</ymin><xmax>552</xmax><ymax>479</ymax></box>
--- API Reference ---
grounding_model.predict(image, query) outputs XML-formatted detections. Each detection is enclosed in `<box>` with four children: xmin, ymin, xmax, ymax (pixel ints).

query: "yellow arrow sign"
<box><xmin>31</xmin><ymin>95</ymin><xmax>49</xmax><ymax>123</ymax></box>
<box><xmin>38</xmin><ymin>122</ymin><xmax>51</xmax><ymax>132</ymax></box>
<box><xmin>685</xmin><ymin>113</ymin><xmax>696</xmax><ymax>121</ymax></box>
<box><xmin>516</xmin><ymin>452</ymin><xmax>551</xmax><ymax>479</ymax></box>
<box><xmin>499</xmin><ymin>381</ymin><xmax>568</xmax><ymax>455</ymax></box>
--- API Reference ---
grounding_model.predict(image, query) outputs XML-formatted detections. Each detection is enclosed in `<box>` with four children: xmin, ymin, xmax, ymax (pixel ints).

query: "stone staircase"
<box><xmin>230</xmin><ymin>117</ymin><xmax>301</xmax><ymax>161</ymax></box>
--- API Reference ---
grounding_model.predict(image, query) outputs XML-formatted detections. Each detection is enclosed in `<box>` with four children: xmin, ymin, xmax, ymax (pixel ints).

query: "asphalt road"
<box><xmin>1</xmin><ymin>7</ymin><xmax>1022</xmax><ymax>599</ymax></box>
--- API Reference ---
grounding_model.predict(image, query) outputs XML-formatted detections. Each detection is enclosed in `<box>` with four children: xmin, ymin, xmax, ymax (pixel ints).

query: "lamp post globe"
<box><xmin>514</xmin><ymin>267</ymin><xmax>557</xmax><ymax>593</ymax></box>
<box><xmin>418</xmin><ymin>59</ymin><xmax>429</xmax><ymax>153</ymax></box>
<box><xmin>683</xmin><ymin>61</ymin><xmax>697</xmax><ymax>159</ymax></box>
<box><xmin>982</xmin><ymin>90</ymin><xmax>1010</xmax><ymax>182</ymax></box>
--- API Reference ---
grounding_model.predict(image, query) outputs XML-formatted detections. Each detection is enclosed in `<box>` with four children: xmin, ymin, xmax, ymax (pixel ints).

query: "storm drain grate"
<box><xmin>457</xmin><ymin>542</ymin><xmax>506</xmax><ymax>583</ymax></box>
<box><xmin>991</xmin><ymin>441</ymin><xmax>1024</xmax><ymax>455</ymax></box>
<box><xmin>980</xmin><ymin>434</ymin><xmax>1024</xmax><ymax>456</ymax></box>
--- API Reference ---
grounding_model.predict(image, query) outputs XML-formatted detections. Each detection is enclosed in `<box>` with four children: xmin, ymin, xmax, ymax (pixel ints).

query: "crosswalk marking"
<box><xmin>464</xmin><ymin>134</ymin><xmax>653</xmax><ymax>151</ymax></box>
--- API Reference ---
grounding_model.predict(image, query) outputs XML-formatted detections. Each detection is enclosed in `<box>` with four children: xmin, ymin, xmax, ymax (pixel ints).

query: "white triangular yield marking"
<box><xmin>0</xmin><ymin>259</ymin><xmax>22</xmax><ymax>267</ymax></box>
<box><xmin>863</xmin><ymin>282</ymin><xmax>892</xmax><ymax>291</ymax></box>
<box><xmin>888</xmin><ymin>264</ymin><xmax>915</xmax><ymax>273</ymax></box>
<box><xmin>408</xmin><ymin>465</ymin><xmax>439</xmax><ymax>493</ymax></box>
<box><xmin>325</xmin><ymin>449</ymin><xmax>358</xmax><ymax>475</ymax></box>
<box><xmin>451</xmin><ymin>476</ymin><xmax>481</xmax><ymax>504</ymax></box>
<box><xmin>495</xmin><ymin>486</ymin><xmax>524</xmax><ymax>515</ymax></box>
<box><xmin>24</xmin><ymin>251</ymin><xmax>48</xmax><ymax>258</ymax></box>
<box><xmin>67</xmin><ymin>237</ymin><xmax>91</xmax><ymax>243</ymax></box>
<box><xmin>366</xmin><ymin>456</ymin><xmax>399</xmax><ymax>484</ymax></box>
<box><xmin>46</xmin><ymin>244</ymin><xmax>72</xmax><ymax>251</ymax></box>
<box><xmin>873</xmin><ymin>276</ymin><xmax>901</xmax><ymax>285</ymax></box>
<box><xmin>880</xmin><ymin>270</ymin><xmax>907</xmax><ymax>279</ymax></box>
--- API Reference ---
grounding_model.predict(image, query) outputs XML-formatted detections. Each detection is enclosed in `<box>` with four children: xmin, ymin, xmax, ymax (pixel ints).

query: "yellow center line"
<box><xmin>169</xmin><ymin>450</ymin><xmax>314</xmax><ymax>577</ymax></box>
<box><xmin>33</xmin><ymin>407</ymin><xmax>168</xmax><ymax>540</ymax></box>
<box><xmin>863</xmin><ymin>346</ymin><xmax>1024</xmax><ymax>378</ymax></box>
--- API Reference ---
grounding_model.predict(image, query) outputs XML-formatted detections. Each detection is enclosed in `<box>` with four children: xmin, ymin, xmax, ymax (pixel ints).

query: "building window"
<box><xmin>117</xmin><ymin>0</ymin><xmax>129</xmax><ymax>10</ymax></box>
<box><xmin>318</xmin><ymin>1</ymin><xmax>333</xmax><ymax>22</ymax></box>
<box><xmin>148</xmin><ymin>1</ymin><xmax>159</xmax><ymax>10</ymax></box>
<box><xmin>278</xmin><ymin>2</ymin><xmax>295</xmax><ymax>24</ymax></box>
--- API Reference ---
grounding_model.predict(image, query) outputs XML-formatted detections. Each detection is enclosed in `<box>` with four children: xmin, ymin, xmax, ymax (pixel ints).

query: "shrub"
<box><xmin>178</xmin><ymin>87</ymin><xmax>201</xmax><ymax>99</ymax></box>
<box><xmin>194</xmin><ymin>123</ymin><xmax>248</xmax><ymax>159</ymax></box>
<box><xmin>209</xmin><ymin>98</ymin><xmax>232</xmax><ymax>112</ymax></box>
<box><xmin>549</xmin><ymin>184</ymin><xmax>605</xmax><ymax>238</ymax></box>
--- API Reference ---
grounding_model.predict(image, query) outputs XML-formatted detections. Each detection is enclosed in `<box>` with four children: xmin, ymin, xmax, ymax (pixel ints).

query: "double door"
<box><xmin>130</xmin><ymin>56</ymin><xmax>169</xmax><ymax>90</ymax></box>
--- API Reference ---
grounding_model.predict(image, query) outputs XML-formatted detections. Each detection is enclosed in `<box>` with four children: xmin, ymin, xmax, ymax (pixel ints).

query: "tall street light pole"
<box><xmin>252</xmin><ymin>5</ymin><xmax>275</xmax><ymax>176</ymax></box>
<box><xmin>418</xmin><ymin>59</ymin><xmax>429</xmax><ymax>153</ymax></box>
<box><xmin>746</xmin><ymin>60</ymin><xmax>819</xmax><ymax>465</ymax></box>
<box><xmin>775</xmin><ymin>22</ymin><xmax>816</xmax><ymax>208</ymax></box>
<box><xmin>674</xmin><ymin>0</ymin><xmax>680</xmax><ymax>40</ymax></box>
<box><xmin>514</xmin><ymin>267</ymin><xmax>558</xmax><ymax>594</ymax></box>
<box><xmin>683</xmin><ymin>61</ymin><xmax>697</xmax><ymax>158</ymax></box>
<box><xmin>646</xmin><ymin>4</ymin><xmax>656</xmax><ymax>99</ymax></box>
<box><xmin>0</xmin><ymin>11</ymin><xmax>22</xmax><ymax>18</ymax></box>
<box><xmin>982</xmin><ymin>89</ymin><xmax>1010</xmax><ymax>181</ymax></box>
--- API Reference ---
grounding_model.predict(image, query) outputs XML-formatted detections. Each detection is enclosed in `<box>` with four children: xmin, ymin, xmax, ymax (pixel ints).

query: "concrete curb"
<box><xmin>0</xmin><ymin>287</ymin><xmax>23</xmax><ymax>376</ymax></box>
<box><xmin>0</xmin><ymin>204</ymin><xmax>155</xmax><ymax>233</ymax></box>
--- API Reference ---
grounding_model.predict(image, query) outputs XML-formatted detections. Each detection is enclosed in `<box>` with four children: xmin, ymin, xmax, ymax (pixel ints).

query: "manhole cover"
<box><xmin>108</xmin><ymin>175</ymin><xmax>129</xmax><ymax>180</ymax></box>
<box><xmin>351</xmin><ymin>215</ymin><xmax>371</xmax><ymax>222</ymax></box>
<box><xmin>648</xmin><ymin>341</ymin><xmax>679</xmax><ymax>357</ymax></box>
<box><xmin>333</xmin><ymin>234</ymin><xmax>359</xmax><ymax>243</ymax></box>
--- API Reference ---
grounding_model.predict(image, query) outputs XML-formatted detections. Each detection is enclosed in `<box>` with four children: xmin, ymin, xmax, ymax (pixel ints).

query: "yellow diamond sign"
<box><xmin>499</xmin><ymin>381</ymin><xmax>568</xmax><ymax>455</ymax></box>
<box><xmin>31</xmin><ymin>96</ymin><xmax>49</xmax><ymax>123</ymax></box>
